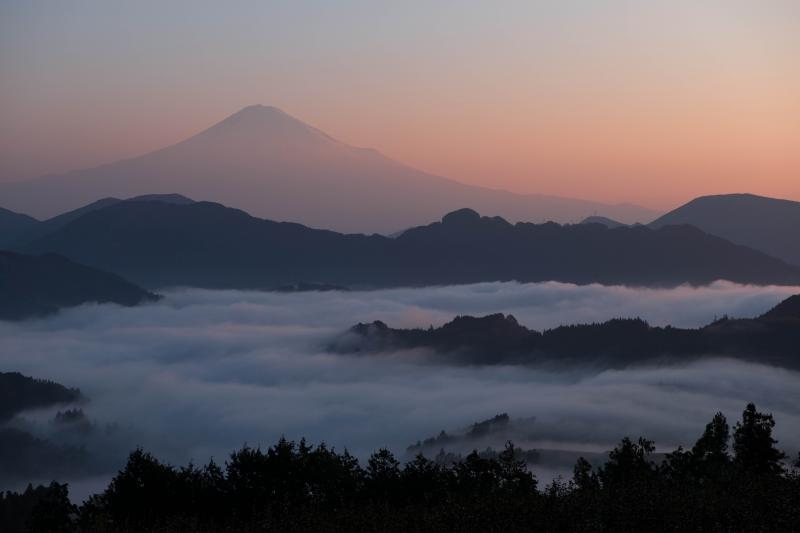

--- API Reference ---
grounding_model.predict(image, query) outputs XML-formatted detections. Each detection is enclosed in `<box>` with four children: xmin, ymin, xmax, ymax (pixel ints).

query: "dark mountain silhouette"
<box><xmin>333</xmin><ymin>294</ymin><xmax>800</xmax><ymax>369</ymax></box>
<box><xmin>759</xmin><ymin>294</ymin><xmax>800</xmax><ymax>320</ymax></box>
<box><xmin>650</xmin><ymin>194</ymin><xmax>800</xmax><ymax>266</ymax></box>
<box><xmin>580</xmin><ymin>215</ymin><xmax>627</xmax><ymax>228</ymax></box>
<box><xmin>0</xmin><ymin>193</ymin><xmax>195</xmax><ymax>248</ymax></box>
<box><xmin>17</xmin><ymin>200</ymin><xmax>800</xmax><ymax>289</ymax></box>
<box><xmin>0</xmin><ymin>251</ymin><xmax>159</xmax><ymax>320</ymax></box>
<box><xmin>0</xmin><ymin>105</ymin><xmax>657</xmax><ymax>232</ymax></box>
<box><xmin>0</xmin><ymin>207</ymin><xmax>40</xmax><ymax>248</ymax></box>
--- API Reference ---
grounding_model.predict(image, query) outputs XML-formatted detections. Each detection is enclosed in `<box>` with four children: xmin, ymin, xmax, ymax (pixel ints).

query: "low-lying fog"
<box><xmin>2</xmin><ymin>281</ymin><xmax>799</xmax><ymax>500</ymax></box>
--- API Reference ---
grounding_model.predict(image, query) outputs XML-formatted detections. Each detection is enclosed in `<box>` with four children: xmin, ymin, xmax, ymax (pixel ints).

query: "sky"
<box><xmin>1</xmin><ymin>0</ymin><xmax>798</xmax><ymax>209</ymax></box>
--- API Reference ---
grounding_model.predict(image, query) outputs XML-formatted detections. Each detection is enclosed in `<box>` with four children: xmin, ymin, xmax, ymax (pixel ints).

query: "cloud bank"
<box><xmin>1</xmin><ymin>281</ymin><xmax>798</xmax><ymax>500</ymax></box>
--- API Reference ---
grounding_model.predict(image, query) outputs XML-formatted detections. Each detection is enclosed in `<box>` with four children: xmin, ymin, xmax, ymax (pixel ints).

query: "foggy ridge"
<box><xmin>335</xmin><ymin>294</ymin><xmax>800</xmax><ymax>369</ymax></box>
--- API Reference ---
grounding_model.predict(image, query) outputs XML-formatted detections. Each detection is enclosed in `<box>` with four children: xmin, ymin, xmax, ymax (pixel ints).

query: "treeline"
<box><xmin>2</xmin><ymin>404</ymin><xmax>799</xmax><ymax>532</ymax></box>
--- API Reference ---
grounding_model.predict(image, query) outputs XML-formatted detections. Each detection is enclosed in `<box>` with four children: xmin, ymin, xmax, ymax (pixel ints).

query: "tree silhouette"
<box><xmin>3</xmin><ymin>403</ymin><xmax>799</xmax><ymax>532</ymax></box>
<box><xmin>733</xmin><ymin>403</ymin><xmax>786</xmax><ymax>474</ymax></box>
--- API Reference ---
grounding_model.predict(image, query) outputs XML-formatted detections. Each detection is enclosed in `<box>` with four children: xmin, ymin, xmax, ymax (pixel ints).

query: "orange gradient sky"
<box><xmin>1</xmin><ymin>1</ymin><xmax>798</xmax><ymax>209</ymax></box>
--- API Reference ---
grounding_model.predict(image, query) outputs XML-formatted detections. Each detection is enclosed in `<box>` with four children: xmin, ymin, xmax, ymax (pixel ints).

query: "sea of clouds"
<box><xmin>1</xmin><ymin>281</ymin><xmax>799</xmax><ymax>499</ymax></box>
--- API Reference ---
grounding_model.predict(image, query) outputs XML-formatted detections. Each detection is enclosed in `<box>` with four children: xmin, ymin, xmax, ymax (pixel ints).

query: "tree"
<box><xmin>692</xmin><ymin>412</ymin><xmax>729</xmax><ymax>465</ymax></box>
<box><xmin>497</xmin><ymin>441</ymin><xmax>537</xmax><ymax>495</ymax></box>
<box><xmin>572</xmin><ymin>456</ymin><xmax>599</xmax><ymax>491</ymax></box>
<box><xmin>599</xmin><ymin>437</ymin><xmax>656</xmax><ymax>486</ymax></box>
<box><xmin>733</xmin><ymin>403</ymin><xmax>786</xmax><ymax>474</ymax></box>
<box><xmin>27</xmin><ymin>482</ymin><xmax>75</xmax><ymax>533</ymax></box>
<box><xmin>366</xmin><ymin>448</ymin><xmax>400</xmax><ymax>500</ymax></box>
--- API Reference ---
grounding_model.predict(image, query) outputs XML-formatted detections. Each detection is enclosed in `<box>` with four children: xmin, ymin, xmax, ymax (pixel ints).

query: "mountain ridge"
<box><xmin>16</xmin><ymin>198</ymin><xmax>800</xmax><ymax>289</ymax></box>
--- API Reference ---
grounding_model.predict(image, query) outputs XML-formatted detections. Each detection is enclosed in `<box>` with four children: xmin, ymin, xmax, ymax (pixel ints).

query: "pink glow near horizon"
<box><xmin>1</xmin><ymin>1</ymin><xmax>798</xmax><ymax>209</ymax></box>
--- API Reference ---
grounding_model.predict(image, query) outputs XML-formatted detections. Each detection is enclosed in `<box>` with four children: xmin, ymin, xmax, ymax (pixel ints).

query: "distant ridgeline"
<box><xmin>4</xmin><ymin>195</ymin><xmax>800</xmax><ymax>289</ymax></box>
<box><xmin>332</xmin><ymin>295</ymin><xmax>800</xmax><ymax>369</ymax></box>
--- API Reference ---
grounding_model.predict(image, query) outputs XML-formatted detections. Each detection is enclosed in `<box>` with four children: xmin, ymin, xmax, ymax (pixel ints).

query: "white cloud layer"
<box><xmin>1</xmin><ymin>281</ymin><xmax>799</xmax><ymax>499</ymax></box>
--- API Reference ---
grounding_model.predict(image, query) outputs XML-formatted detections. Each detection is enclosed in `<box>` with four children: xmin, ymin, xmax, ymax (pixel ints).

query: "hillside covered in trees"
<box><xmin>333</xmin><ymin>294</ymin><xmax>800</xmax><ymax>369</ymax></box>
<box><xmin>1</xmin><ymin>404</ymin><xmax>798</xmax><ymax>532</ymax></box>
<box><xmin>0</xmin><ymin>372</ymin><xmax>82</xmax><ymax>422</ymax></box>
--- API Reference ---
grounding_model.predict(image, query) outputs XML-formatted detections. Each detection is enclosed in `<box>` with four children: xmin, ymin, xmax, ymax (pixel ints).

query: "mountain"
<box><xmin>580</xmin><ymin>215</ymin><xmax>627</xmax><ymax>228</ymax></box>
<box><xmin>0</xmin><ymin>207</ymin><xmax>40</xmax><ymax>248</ymax></box>
<box><xmin>0</xmin><ymin>105</ymin><xmax>658</xmax><ymax>233</ymax></box>
<box><xmin>333</xmin><ymin>294</ymin><xmax>800</xmax><ymax>369</ymax></box>
<box><xmin>18</xmin><ymin>200</ymin><xmax>800</xmax><ymax>289</ymax></box>
<box><xmin>0</xmin><ymin>251</ymin><xmax>159</xmax><ymax>320</ymax></box>
<box><xmin>650</xmin><ymin>194</ymin><xmax>800</xmax><ymax>266</ymax></box>
<box><xmin>0</xmin><ymin>193</ymin><xmax>195</xmax><ymax>248</ymax></box>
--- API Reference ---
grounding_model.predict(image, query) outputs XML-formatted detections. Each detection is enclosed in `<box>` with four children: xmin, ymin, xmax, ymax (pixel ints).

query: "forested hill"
<box><xmin>0</xmin><ymin>372</ymin><xmax>82</xmax><ymax>421</ymax></box>
<box><xmin>333</xmin><ymin>295</ymin><xmax>800</xmax><ymax>368</ymax></box>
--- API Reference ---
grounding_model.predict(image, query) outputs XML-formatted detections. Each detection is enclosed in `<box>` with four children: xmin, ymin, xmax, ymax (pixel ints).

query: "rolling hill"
<box><xmin>0</xmin><ymin>207</ymin><xmax>40</xmax><ymax>248</ymax></box>
<box><xmin>650</xmin><ymin>194</ymin><xmax>800</xmax><ymax>266</ymax></box>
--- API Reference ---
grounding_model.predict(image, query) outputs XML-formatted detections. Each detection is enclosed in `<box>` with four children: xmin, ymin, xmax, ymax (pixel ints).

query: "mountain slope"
<box><xmin>0</xmin><ymin>207</ymin><xmax>40</xmax><ymax>248</ymax></box>
<box><xmin>0</xmin><ymin>105</ymin><xmax>657</xmax><ymax>233</ymax></box>
<box><xmin>650</xmin><ymin>194</ymin><xmax>800</xmax><ymax>266</ymax></box>
<box><xmin>334</xmin><ymin>294</ymin><xmax>800</xmax><ymax>369</ymax></box>
<box><xmin>0</xmin><ymin>251</ymin><xmax>159</xmax><ymax>320</ymax></box>
<box><xmin>0</xmin><ymin>194</ymin><xmax>195</xmax><ymax>247</ymax></box>
<box><xmin>19</xmin><ymin>200</ymin><xmax>800</xmax><ymax>289</ymax></box>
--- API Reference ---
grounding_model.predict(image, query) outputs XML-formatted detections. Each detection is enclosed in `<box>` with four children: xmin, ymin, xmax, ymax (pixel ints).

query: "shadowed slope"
<box><xmin>0</xmin><ymin>207</ymin><xmax>40</xmax><ymax>248</ymax></box>
<box><xmin>650</xmin><ymin>194</ymin><xmax>800</xmax><ymax>266</ymax></box>
<box><xmin>18</xmin><ymin>201</ymin><xmax>800</xmax><ymax>289</ymax></box>
<box><xmin>0</xmin><ymin>251</ymin><xmax>159</xmax><ymax>320</ymax></box>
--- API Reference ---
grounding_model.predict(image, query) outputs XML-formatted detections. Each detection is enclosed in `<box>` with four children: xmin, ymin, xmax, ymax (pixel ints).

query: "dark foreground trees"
<box><xmin>3</xmin><ymin>403</ymin><xmax>799</xmax><ymax>532</ymax></box>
